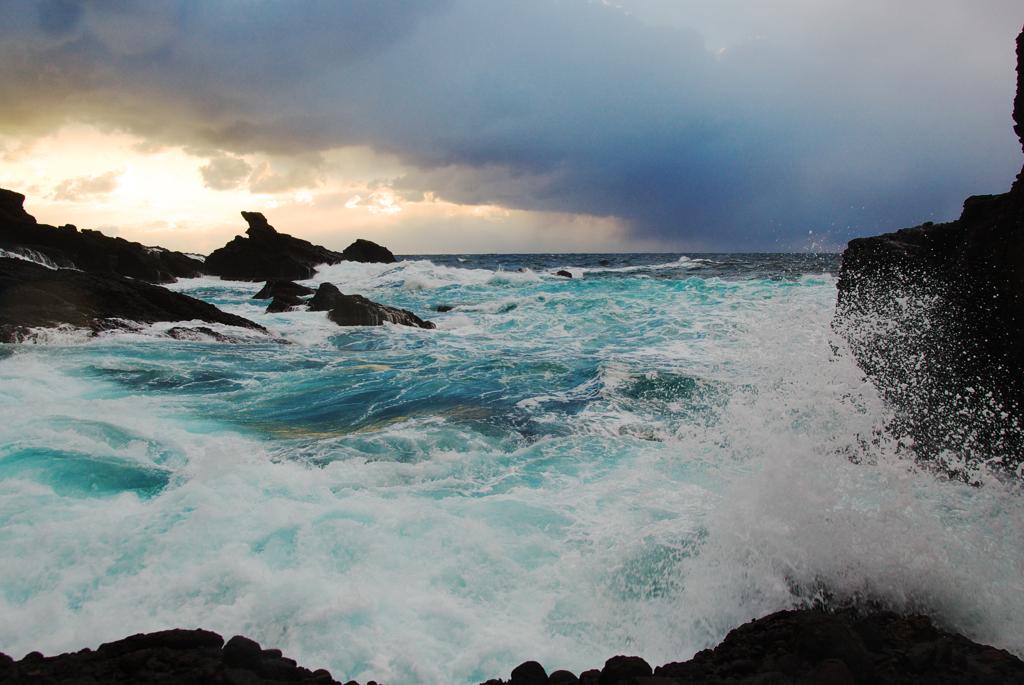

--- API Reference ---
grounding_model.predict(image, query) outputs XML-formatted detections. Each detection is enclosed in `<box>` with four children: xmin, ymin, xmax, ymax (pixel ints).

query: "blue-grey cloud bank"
<box><xmin>2</xmin><ymin>0</ymin><xmax>1022</xmax><ymax>250</ymax></box>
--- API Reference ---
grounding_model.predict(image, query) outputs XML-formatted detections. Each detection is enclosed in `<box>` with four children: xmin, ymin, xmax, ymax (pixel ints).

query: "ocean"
<box><xmin>1</xmin><ymin>253</ymin><xmax>1022</xmax><ymax>684</ymax></box>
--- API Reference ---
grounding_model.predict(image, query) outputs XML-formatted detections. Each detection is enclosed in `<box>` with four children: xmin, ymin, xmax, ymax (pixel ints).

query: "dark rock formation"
<box><xmin>436</xmin><ymin>305</ymin><xmax>456</xmax><ymax>312</ymax></box>
<box><xmin>481</xmin><ymin>610</ymin><xmax>1024</xmax><ymax>685</ymax></box>
<box><xmin>0</xmin><ymin>629</ymin><xmax>344</xmax><ymax>685</ymax></box>
<box><xmin>555</xmin><ymin>270</ymin><xmax>573</xmax><ymax>279</ymax></box>
<box><xmin>266</xmin><ymin>294</ymin><xmax>306</xmax><ymax>313</ymax></box>
<box><xmin>341</xmin><ymin>239</ymin><xmax>397</xmax><ymax>264</ymax></box>
<box><xmin>0</xmin><ymin>188</ymin><xmax>205</xmax><ymax>283</ymax></box>
<box><xmin>308</xmin><ymin>282</ymin><xmax>435</xmax><ymax>329</ymax></box>
<box><xmin>253</xmin><ymin>280</ymin><xmax>315</xmax><ymax>300</ymax></box>
<box><xmin>205</xmin><ymin>212</ymin><xmax>345</xmax><ymax>281</ymax></box>
<box><xmin>0</xmin><ymin>257</ymin><xmax>266</xmax><ymax>343</ymax></box>
<box><xmin>833</xmin><ymin>24</ymin><xmax>1024</xmax><ymax>474</ymax></box>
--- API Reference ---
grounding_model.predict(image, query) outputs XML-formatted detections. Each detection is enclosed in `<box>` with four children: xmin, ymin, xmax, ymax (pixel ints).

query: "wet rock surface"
<box><xmin>308</xmin><ymin>282</ymin><xmax>435</xmax><ymax>329</ymax></box>
<box><xmin>0</xmin><ymin>257</ymin><xmax>266</xmax><ymax>343</ymax></box>
<box><xmin>481</xmin><ymin>610</ymin><xmax>1024</xmax><ymax>685</ymax></box>
<box><xmin>0</xmin><ymin>188</ymin><xmax>205</xmax><ymax>283</ymax></box>
<box><xmin>205</xmin><ymin>212</ymin><xmax>345</xmax><ymax>281</ymax></box>
<box><xmin>832</xmin><ymin>24</ymin><xmax>1024</xmax><ymax>474</ymax></box>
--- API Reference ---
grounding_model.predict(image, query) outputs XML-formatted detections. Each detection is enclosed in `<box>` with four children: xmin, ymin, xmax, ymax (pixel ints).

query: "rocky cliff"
<box><xmin>833</xmin><ymin>26</ymin><xmax>1024</xmax><ymax>476</ymax></box>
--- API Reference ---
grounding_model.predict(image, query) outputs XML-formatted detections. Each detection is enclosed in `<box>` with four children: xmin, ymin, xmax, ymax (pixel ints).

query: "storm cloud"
<box><xmin>1</xmin><ymin>0</ymin><xmax>1021</xmax><ymax>249</ymax></box>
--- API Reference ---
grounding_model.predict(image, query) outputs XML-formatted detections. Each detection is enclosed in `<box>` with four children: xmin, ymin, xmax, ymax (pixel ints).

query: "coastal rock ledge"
<box><xmin>832</xmin><ymin>24</ymin><xmax>1024</xmax><ymax>474</ymax></box>
<box><xmin>2</xmin><ymin>610</ymin><xmax>1021</xmax><ymax>685</ymax></box>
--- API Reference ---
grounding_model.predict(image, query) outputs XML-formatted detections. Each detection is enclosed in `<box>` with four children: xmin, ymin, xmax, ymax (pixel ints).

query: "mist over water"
<box><xmin>1</xmin><ymin>254</ymin><xmax>1022</xmax><ymax>685</ymax></box>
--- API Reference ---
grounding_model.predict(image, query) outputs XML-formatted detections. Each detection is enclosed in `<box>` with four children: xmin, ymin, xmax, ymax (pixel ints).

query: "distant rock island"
<box><xmin>834</xmin><ymin>24</ymin><xmax>1024</xmax><ymax>476</ymax></box>
<box><xmin>0</xmin><ymin>194</ymin><xmax>430</xmax><ymax>338</ymax></box>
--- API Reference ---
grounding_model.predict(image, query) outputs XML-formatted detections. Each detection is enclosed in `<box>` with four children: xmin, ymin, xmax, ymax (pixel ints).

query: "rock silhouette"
<box><xmin>205</xmin><ymin>212</ymin><xmax>345</xmax><ymax>281</ymax></box>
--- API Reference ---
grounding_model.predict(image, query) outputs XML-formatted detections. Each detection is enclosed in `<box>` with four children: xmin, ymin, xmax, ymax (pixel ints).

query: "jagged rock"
<box><xmin>833</xmin><ymin>24</ymin><xmax>1024</xmax><ymax>474</ymax></box>
<box><xmin>266</xmin><ymin>294</ymin><xmax>306</xmax><ymax>313</ymax></box>
<box><xmin>308</xmin><ymin>282</ymin><xmax>435</xmax><ymax>329</ymax></box>
<box><xmin>0</xmin><ymin>188</ymin><xmax>205</xmax><ymax>283</ymax></box>
<box><xmin>341</xmin><ymin>238</ymin><xmax>397</xmax><ymax>264</ymax></box>
<box><xmin>253</xmin><ymin>279</ymin><xmax>315</xmax><ymax>300</ymax></box>
<box><xmin>0</xmin><ymin>256</ymin><xmax>266</xmax><ymax>343</ymax></box>
<box><xmin>205</xmin><ymin>212</ymin><xmax>344</xmax><ymax>281</ymax></box>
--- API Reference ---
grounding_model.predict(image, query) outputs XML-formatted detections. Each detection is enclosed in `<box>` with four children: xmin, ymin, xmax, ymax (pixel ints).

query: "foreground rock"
<box><xmin>0</xmin><ymin>630</ymin><xmax>347</xmax><ymax>685</ymax></box>
<box><xmin>833</xmin><ymin>24</ymin><xmax>1024</xmax><ymax>474</ymax></box>
<box><xmin>308</xmin><ymin>283</ymin><xmax>435</xmax><ymax>329</ymax></box>
<box><xmin>341</xmin><ymin>239</ymin><xmax>397</xmax><ymax>264</ymax></box>
<box><xmin>205</xmin><ymin>212</ymin><xmax>345</xmax><ymax>281</ymax></box>
<box><xmin>5</xmin><ymin>610</ymin><xmax>1018</xmax><ymax>685</ymax></box>
<box><xmin>0</xmin><ymin>257</ymin><xmax>266</xmax><ymax>343</ymax></box>
<box><xmin>482</xmin><ymin>610</ymin><xmax>1024</xmax><ymax>685</ymax></box>
<box><xmin>0</xmin><ymin>188</ymin><xmax>205</xmax><ymax>283</ymax></box>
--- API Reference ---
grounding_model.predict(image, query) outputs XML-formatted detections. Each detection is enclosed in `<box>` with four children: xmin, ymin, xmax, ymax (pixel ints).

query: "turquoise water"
<box><xmin>1</xmin><ymin>254</ymin><xmax>1022</xmax><ymax>684</ymax></box>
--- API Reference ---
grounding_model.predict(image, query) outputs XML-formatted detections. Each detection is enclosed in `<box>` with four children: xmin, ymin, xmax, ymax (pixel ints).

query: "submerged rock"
<box><xmin>341</xmin><ymin>238</ymin><xmax>397</xmax><ymax>264</ymax></box>
<box><xmin>308</xmin><ymin>282</ymin><xmax>435</xmax><ymax>329</ymax></box>
<box><xmin>0</xmin><ymin>257</ymin><xmax>266</xmax><ymax>343</ymax></box>
<box><xmin>833</xmin><ymin>23</ymin><xmax>1024</xmax><ymax>475</ymax></box>
<box><xmin>252</xmin><ymin>279</ymin><xmax>315</xmax><ymax>300</ymax></box>
<box><xmin>205</xmin><ymin>212</ymin><xmax>345</xmax><ymax>281</ymax></box>
<box><xmin>266</xmin><ymin>293</ymin><xmax>306</xmax><ymax>313</ymax></box>
<box><xmin>0</xmin><ymin>188</ymin><xmax>205</xmax><ymax>283</ymax></box>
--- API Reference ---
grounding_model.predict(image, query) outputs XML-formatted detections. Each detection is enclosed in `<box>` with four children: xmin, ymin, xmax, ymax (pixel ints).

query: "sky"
<box><xmin>0</xmin><ymin>0</ymin><xmax>1022</xmax><ymax>254</ymax></box>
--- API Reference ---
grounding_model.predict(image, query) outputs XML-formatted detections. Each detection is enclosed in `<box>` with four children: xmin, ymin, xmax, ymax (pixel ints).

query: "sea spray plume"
<box><xmin>833</xmin><ymin>22</ymin><xmax>1024</xmax><ymax>479</ymax></box>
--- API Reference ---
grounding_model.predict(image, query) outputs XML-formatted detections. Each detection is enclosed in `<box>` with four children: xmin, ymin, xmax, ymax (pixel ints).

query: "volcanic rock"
<box><xmin>205</xmin><ymin>212</ymin><xmax>345</xmax><ymax>281</ymax></box>
<box><xmin>0</xmin><ymin>256</ymin><xmax>266</xmax><ymax>343</ymax></box>
<box><xmin>253</xmin><ymin>279</ymin><xmax>315</xmax><ymax>300</ymax></box>
<box><xmin>308</xmin><ymin>282</ymin><xmax>435</xmax><ymax>329</ymax></box>
<box><xmin>341</xmin><ymin>238</ymin><xmax>397</xmax><ymax>264</ymax></box>
<box><xmin>0</xmin><ymin>188</ymin><xmax>205</xmax><ymax>283</ymax></box>
<box><xmin>0</xmin><ymin>629</ymin><xmax>343</xmax><ymax>685</ymax></box>
<box><xmin>833</xmin><ymin>24</ymin><xmax>1024</xmax><ymax>474</ymax></box>
<box><xmin>555</xmin><ymin>270</ymin><xmax>573</xmax><ymax>278</ymax></box>
<box><xmin>480</xmin><ymin>609</ymin><xmax>1024</xmax><ymax>685</ymax></box>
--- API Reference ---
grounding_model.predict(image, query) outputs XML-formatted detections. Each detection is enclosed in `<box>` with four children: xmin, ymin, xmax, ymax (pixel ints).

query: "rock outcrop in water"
<box><xmin>833</xmin><ymin>24</ymin><xmax>1024</xmax><ymax>474</ymax></box>
<box><xmin>205</xmin><ymin>212</ymin><xmax>345</xmax><ymax>281</ymax></box>
<box><xmin>0</xmin><ymin>256</ymin><xmax>266</xmax><ymax>343</ymax></box>
<box><xmin>340</xmin><ymin>238</ymin><xmax>397</xmax><ymax>264</ymax></box>
<box><xmin>3</xmin><ymin>610</ymin><xmax>1021</xmax><ymax>685</ymax></box>
<box><xmin>0</xmin><ymin>188</ymin><xmax>205</xmax><ymax>283</ymax></box>
<box><xmin>308</xmin><ymin>282</ymin><xmax>435</xmax><ymax>329</ymax></box>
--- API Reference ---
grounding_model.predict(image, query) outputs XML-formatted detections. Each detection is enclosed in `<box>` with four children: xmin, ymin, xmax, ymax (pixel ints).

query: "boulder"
<box><xmin>0</xmin><ymin>188</ymin><xmax>205</xmax><ymax>283</ymax></box>
<box><xmin>308</xmin><ymin>282</ymin><xmax>435</xmax><ymax>329</ymax></box>
<box><xmin>0</xmin><ymin>257</ymin><xmax>266</xmax><ymax>343</ymax></box>
<box><xmin>266</xmin><ymin>294</ymin><xmax>306</xmax><ymax>313</ymax></box>
<box><xmin>555</xmin><ymin>270</ymin><xmax>573</xmax><ymax>278</ymax></box>
<box><xmin>341</xmin><ymin>238</ymin><xmax>397</xmax><ymax>264</ymax></box>
<box><xmin>252</xmin><ymin>279</ymin><xmax>315</xmax><ymax>300</ymax></box>
<box><xmin>205</xmin><ymin>212</ymin><xmax>344</xmax><ymax>281</ymax></box>
<box><xmin>833</xmin><ymin>24</ymin><xmax>1024</xmax><ymax>475</ymax></box>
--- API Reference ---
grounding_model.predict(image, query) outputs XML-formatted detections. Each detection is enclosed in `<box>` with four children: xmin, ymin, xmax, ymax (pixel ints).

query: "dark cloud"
<box><xmin>0</xmin><ymin>0</ymin><xmax>1021</xmax><ymax>248</ymax></box>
